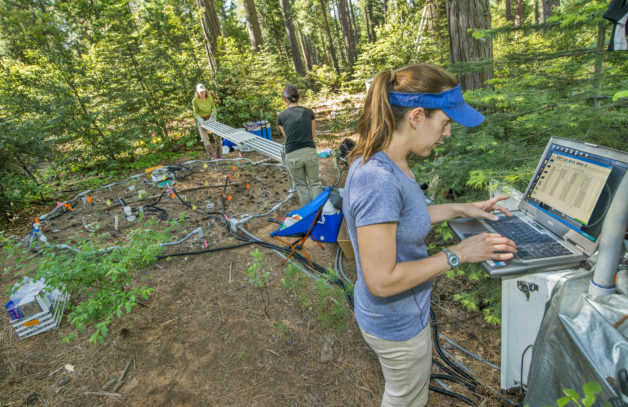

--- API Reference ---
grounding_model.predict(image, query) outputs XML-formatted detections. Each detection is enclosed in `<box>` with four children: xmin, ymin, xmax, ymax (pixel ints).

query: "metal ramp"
<box><xmin>199</xmin><ymin>120</ymin><xmax>284</xmax><ymax>162</ymax></box>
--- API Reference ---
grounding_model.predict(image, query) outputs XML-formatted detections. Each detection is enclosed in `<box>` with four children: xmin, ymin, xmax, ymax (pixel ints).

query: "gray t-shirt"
<box><xmin>343</xmin><ymin>151</ymin><xmax>432</xmax><ymax>341</ymax></box>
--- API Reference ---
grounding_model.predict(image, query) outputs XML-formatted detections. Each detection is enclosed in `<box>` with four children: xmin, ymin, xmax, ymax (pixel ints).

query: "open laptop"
<box><xmin>448</xmin><ymin>137</ymin><xmax>628</xmax><ymax>277</ymax></box>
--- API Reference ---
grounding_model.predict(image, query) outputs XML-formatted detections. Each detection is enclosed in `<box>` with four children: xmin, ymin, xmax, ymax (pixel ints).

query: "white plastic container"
<box><xmin>10</xmin><ymin>291</ymin><xmax>70</xmax><ymax>339</ymax></box>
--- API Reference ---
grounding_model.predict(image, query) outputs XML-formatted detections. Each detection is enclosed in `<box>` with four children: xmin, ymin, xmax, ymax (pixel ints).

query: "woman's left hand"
<box><xmin>464</xmin><ymin>196</ymin><xmax>512</xmax><ymax>221</ymax></box>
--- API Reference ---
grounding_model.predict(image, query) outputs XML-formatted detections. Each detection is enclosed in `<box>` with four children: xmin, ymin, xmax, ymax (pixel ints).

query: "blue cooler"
<box><xmin>244</xmin><ymin>120</ymin><xmax>272</xmax><ymax>140</ymax></box>
<box><xmin>222</xmin><ymin>139</ymin><xmax>236</xmax><ymax>149</ymax></box>
<box><xmin>311</xmin><ymin>211</ymin><xmax>344</xmax><ymax>243</ymax></box>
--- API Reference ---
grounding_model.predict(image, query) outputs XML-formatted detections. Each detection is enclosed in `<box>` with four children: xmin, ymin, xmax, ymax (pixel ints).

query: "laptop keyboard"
<box><xmin>484</xmin><ymin>216</ymin><xmax>572</xmax><ymax>261</ymax></box>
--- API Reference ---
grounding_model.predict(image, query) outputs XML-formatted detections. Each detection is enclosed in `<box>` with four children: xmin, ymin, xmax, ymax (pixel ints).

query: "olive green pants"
<box><xmin>285</xmin><ymin>147</ymin><xmax>323</xmax><ymax>205</ymax></box>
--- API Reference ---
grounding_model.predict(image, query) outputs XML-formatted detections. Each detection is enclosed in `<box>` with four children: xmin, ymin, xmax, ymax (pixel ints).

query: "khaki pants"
<box><xmin>361</xmin><ymin>325</ymin><xmax>432</xmax><ymax>407</ymax></box>
<box><xmin>285</xmin><ymin>147</ymin><xmax>323</xmax><ymax>205</ymax></box>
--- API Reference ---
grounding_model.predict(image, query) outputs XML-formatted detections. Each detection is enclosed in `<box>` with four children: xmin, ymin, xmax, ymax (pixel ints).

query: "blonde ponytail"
<box><xmin>350</xmin><ymin>70</ymin><xmax>396</xmax><ymax>163</ymax></box>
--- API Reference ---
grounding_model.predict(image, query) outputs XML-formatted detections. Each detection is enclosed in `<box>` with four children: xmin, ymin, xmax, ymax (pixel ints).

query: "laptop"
<box><xmin>448</xmin><ymin>137</ymin><xmax>628</xmax><ymax>277</ymax></box>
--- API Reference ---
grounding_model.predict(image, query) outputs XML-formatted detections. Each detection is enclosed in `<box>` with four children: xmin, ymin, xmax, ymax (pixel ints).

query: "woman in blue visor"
<box><xmin>343</xmin><ymin>64</ymin><xmax>517</xmax><ymax>407</ymax></box>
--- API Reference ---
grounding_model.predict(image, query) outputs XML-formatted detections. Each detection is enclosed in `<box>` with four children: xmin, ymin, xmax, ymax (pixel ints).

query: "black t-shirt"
<box><xmin>277</xmin><ymin>106</ymin><xmax>316</xmax><ymax>154</ymax></box>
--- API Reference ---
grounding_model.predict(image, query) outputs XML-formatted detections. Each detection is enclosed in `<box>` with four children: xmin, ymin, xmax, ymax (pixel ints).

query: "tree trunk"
<box><xmin>319</xmin><ymin>0</ymin><xmax>340</xmax><ymax>73</ymax></box>
<box><xmin>278</xmin><ymin>0</ymin><xmax>306</xmax><ymax>76</ymax></box>
<box><xmin>348</xmin><ymin>0</ymin><xmax>359</xmax><ymax>44</ymax></box>
<box><xmin>306</xmin><ymin>37</ymin><xmax>316</xmax><ymax>66</ymax></box>
<box><xmin>446</xmin><ymin>0</ymin><xmax>494</xmax><ymax>90</ymax></box>
<box><xmin>514</xmin><ymin>0</ymin><xmax>524</xmax><ymax>26</ymax></box>
<box><xmin>332</xmin><ymin>1</ymin><xmax>348</xmax><ymax>65</ymax></box>
<box><xmin>319</xmin><ymin>30</ymin><xmax>330</xmax><ymax>65</ymax></box>
<box><xmin>366</xmin><ymin>0</ymin><xmax>376</xmax><ymax>41</ymax></box>
<box><xmin>540</xmin><ymin>0</ymin><xmax>559</xmax><ymax>23</ymax></box>
<box><xmin>592</xmin><ymin>21</ymin><xmax>605</xmax><ymax>110</ymax></box>
<box><xmin>337</xmin><ymin>0</ymin><xmax>355</xmax><ymax>67</ymax></box>
<box><xmin>295</xmin><ymin>21</ymin><xmax>311</xmax><ymax>70</ymax></box>
<box><xmin>505</xmin><ymin>0</ymin><xmax>512</xmax><ymax>21</ymax></box>
<box><xmin>195</xmin><ymin>0</ymin><xmax>221</xmax><ymax>74</ymax></box>
<box><xmin>242</xmin><ymin>0</ymin><xmax>264</xmax><ymax>51</ymax></box>
<box><xmin>363</xmin><ymin>0</ymin><xmax>373</xmax><ymax>42</ymax></box>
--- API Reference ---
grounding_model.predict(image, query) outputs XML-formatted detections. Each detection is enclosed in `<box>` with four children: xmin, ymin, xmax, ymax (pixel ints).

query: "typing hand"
<box><xmin>450</xmin><ymin>232</ymin><xmax>517</xmax><ymax>264</ymax></box>
<box><xmin>465</xmin><ymin>196</ymin><xmax>513</xmax><ymax>221</ymax></box>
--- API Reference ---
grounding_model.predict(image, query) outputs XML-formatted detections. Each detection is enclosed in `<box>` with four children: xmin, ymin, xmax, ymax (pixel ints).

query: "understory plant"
<box><xmin>2</xmin><ymin>217</ymin><xmax>172</xmax><ymax>343</ymax></box>
<box><xmin>525</xmin><ymin>381</ymin><xmax>608</xmax><ymax>407</ymax></box>
<box><xmin>281</xmin><ymin>264</ymin><xmax>351</xmax><ymax>334</ymax></box>
<box><xmin>427</xmin><ymin>221</ymin><xmax>502</xmax><ymax>325</ymax></box>
<box><xmin>247</xmin><ymin>248</ymin><xmax>270</xmax><ymax>318</ymax></box>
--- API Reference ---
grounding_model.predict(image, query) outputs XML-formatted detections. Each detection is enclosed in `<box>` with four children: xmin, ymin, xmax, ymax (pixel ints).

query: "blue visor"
<box><xmin>389</xmin><ymin>84</ymin><xmax>485</xmax><ymax>127</ymax></box>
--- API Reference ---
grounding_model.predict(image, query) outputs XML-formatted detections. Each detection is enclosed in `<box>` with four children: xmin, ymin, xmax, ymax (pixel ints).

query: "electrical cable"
<box><xmin>520</xmin><ymin>344</ymin><xmax>534</xmax><ymax>393</ymax></box>
<box><xmin>438</xmin><ymin>333</ymin><xmax>501</xmax><ymax>371</ymax></box>
<box><xmin>230</xmin><ymin>225</ymin><xmax>354</xmax><ymax>309</ymax></box>
<box><xmin>428</xmin><ymin>385</ymin><xmax>476</xmax><ymax>406</ymax></box>
<box><xmin>157</xmin><ymin>242</ymin><xmax>253</xmax><ymax>258</ymax></box>
<box><xmin>431</xmin><ymin>308</ymin><xmax>478</xmax><ymax>386</ymax></box>
<box><xmin>30</xmin><ymin>155</ymin><xmax>508</xmax><ymax>406</ymax></box>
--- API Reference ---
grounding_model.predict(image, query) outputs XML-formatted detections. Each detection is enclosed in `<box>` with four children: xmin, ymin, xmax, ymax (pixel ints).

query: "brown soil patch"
<box><xmin>0</xmin><ymin>107</ymin><xmax>521</xmax><ymax>406</ymax></box>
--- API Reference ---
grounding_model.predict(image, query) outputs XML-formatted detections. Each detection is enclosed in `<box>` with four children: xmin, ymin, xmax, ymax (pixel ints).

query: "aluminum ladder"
<box><xmin>199</xmin><ymin>119</ymin><xmax>284</xmax><ymax>162</ymax></box>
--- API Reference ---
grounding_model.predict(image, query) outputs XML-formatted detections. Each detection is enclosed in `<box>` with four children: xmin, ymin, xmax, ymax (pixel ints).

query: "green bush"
<box><xmin>2</xmin><ymin>217</ymin><xmax>173</xmax><ymax>343</ymax></box>
<box><xmin>281</xmin><ymin>264</ymin><xmax>351</xmax><ymax>334</ymax></box>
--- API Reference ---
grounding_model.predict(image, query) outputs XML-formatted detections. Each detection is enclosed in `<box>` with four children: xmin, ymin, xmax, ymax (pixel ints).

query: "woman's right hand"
<box><xmin>450</xmin><ymin>232</ymin><xmax>517</xmax><ymax>264</ymax></box>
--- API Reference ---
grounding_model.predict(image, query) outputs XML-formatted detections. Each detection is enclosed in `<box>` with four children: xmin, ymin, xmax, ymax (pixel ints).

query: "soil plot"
<box><xmin>1</xmin><ymin>148</ymin><xmax>517</xmax><ymax>406</ymax></box>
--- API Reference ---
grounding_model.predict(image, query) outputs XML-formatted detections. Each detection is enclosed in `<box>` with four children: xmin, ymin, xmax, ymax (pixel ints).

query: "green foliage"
<box><xmin>525</xmin><ymin>381</ymin><xmax>609</xmax><ymax>407</ymax></box>
<box><xmin>281</xmin><ymin>264</ymin><xmax>351</xmax><ymax>334</ymax></box>
<box><xmin>2</xmin><ymin>217</ymin><xmax>172</xmax><ymax>344</ymax></box>
<box><xmin>613</xmin><ymin>91</ymin><xmax>628</xmax><ymax>101</ymax></box>
<box><xmin>214</xmin><ymin>38</ymin><xmax>292</xmax><ymax>130</ymax></box>
<box><xmin>426</xmin><ymin>221</ymin><xmax>501</xmax><ymax>325</ymax></box>
<box><xmin>328</xmin><ymin>108</ymin><xmax>359</xmax><ymax>133</ymax></box>
<box><xmin>247</xmin><ymin>248</ymin><xmax>270</xmax><ymax>288</ymax></box>
<box><xmin>247</xmin><ymin>248</ymin><xmax>270</xmax><ymax>317</ymax></box>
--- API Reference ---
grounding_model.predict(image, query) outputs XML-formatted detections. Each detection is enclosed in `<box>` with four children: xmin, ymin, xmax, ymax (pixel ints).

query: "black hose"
<box><xmin>431</xmin><ymin>308</ymin><xmax>478</xmax><ymax>386</ymax></box>
<box><xmin>170</xmin><ymin>186</ymin><xmax>223</xmax><ymax>217</ymax></box>
<box><xmin>430</xmin><ymin>373</ymin><xmax>476</xmax><ymax>391</ymax></box>
<box><xmin>429</xmin><ymin>385</ymin><xmax>477</xmax><ymax>406</ymax></box>
<box><xmin>157</xmin><ymin>242</ymin><xmax>253</xmax><ymax>259</ymax></box>
<box><xmin>432</xmin><ymin>360</ymin><xmax>472</xmax><ymax>387</ymax></box>
<box><xmin>143</xmin><ymin>205</ymin><xmax>169</xmax><ymax>221</ymax></box>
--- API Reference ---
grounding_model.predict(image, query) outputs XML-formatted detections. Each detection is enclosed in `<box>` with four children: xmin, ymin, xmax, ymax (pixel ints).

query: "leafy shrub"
<box><xmin>247</xmin><ymin>248</ymin><xmax>270</xmax><ymax>318</ymax></box>
<box><xmin>281</xmin><ymin>264</ymin><xmax>351</xmax><ymax>334</ymax></box>
<box><xmin>2</xmin><ymin>217</ymin><xmax>173</xmax><ymax>343</ymax></box>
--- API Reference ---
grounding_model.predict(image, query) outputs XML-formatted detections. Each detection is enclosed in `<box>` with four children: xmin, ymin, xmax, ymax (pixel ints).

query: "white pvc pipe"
<box><xmin>589</xmin><ymin>173</ymin><xmax>628</xmax><ymax>297</ymax></box>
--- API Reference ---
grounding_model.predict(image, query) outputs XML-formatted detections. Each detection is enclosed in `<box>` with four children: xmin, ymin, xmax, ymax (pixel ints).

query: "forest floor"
<box><xmin>0</xmin><ymin>95</ymin><xmax>523</xmax><ymax>406</ymax></box>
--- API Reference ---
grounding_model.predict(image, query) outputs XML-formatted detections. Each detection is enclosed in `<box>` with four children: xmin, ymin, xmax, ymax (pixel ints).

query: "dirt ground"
<box><xmin>0</xmin><ymin>99</ymin><xmax>522</xmax><ymax>407</ymax></box>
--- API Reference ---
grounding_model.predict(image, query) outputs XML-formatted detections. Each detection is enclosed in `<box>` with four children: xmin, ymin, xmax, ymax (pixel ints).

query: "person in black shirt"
<box><xmin>277</xmin><ymin>85</ymin><xmax>323</xmax><ymax>205</ymax></box>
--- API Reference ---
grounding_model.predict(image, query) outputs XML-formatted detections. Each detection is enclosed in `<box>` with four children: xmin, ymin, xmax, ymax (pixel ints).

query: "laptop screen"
<box><xmin>523</xmin><ymin>141</ymin><xmax>628</xmax><ymax>242</ymax></box>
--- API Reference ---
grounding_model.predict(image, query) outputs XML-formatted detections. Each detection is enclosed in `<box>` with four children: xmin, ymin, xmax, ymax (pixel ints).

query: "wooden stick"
<box><xmin>229</xmin><ymin>261</ymin><xmax>233</xmax><ymax>283</ymax></box>
<box><xmin>112</xmin><ymin>358</ymin><xmax>133</xmax><ymax>392</ymax></box>
<box><xmin>100</xmin><ymin>377</ymin><xmax>117</xmax><ymax>391</ymax></box>
<box><xmin>83</xmin><ymin>392</ymin><xmax>121</xmax><ymax>397</ymax></box>
<box><xmin>48</xmin><ymin>366</ymin><xmax>64</xmax><ymax>377</ymax></box>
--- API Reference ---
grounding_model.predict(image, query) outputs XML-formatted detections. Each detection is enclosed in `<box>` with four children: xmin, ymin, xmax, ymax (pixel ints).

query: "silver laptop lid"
<box><xmin>518</xmin><ymin>137</ymin><xmax>628</xmax><ymax>256</ymax></box>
